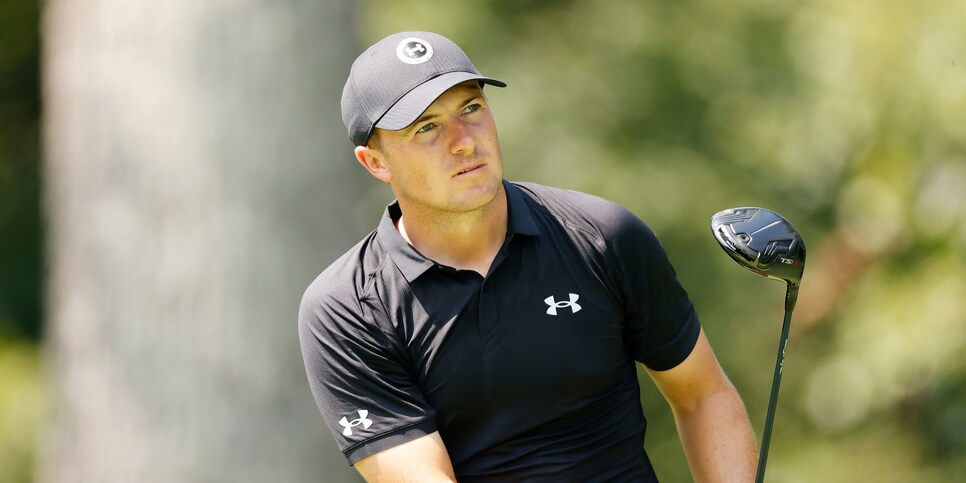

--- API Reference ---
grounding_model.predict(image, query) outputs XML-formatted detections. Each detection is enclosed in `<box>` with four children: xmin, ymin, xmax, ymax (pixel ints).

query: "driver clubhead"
<box><xmin>711</xmin><ymin>207</ymin><xmax>806</xmax><ymax>288</ymax></box>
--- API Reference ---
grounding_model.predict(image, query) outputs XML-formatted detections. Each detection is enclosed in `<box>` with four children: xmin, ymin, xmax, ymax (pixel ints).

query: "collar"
<box><xmin>377</xmin><ymin>180</ymin><xmax>541</xmax><ymax>282</ymax></box>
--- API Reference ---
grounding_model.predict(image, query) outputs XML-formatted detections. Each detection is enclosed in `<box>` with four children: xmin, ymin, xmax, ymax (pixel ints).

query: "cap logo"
<box><xmin>396</xmin><ymin>37</ymin><xmax>433</xmax><ymax>64</ymax></box>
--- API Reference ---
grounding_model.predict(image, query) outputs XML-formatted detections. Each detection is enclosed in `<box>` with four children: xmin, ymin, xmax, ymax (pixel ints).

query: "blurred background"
<box><xmin>1</xmin><ymin>0</ymin><xmax>964</xmax><ymax>481</ymax></box>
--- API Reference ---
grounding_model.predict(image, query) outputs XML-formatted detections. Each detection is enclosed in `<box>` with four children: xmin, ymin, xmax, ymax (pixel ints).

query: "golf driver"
<box><xmin>710</xmin><ymin>207</ymin><xmax>806</xmax><ymax>483</ymax></box>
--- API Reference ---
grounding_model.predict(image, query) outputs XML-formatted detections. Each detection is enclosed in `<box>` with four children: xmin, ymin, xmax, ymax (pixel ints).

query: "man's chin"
<box><xmin>446</xmin><ymin>180</ymin><xmax>503</xmax><ymax>213</ymax></box>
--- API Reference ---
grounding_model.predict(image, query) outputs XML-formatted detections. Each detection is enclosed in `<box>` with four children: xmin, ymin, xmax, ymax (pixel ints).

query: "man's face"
<box><xmin>358</xmin><ymin>81</ymin><xmax>505</xmax><ymax>216</ymax></box>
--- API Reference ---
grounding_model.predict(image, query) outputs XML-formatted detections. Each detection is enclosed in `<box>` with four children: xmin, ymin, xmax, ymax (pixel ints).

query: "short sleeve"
<box><xmin>608</xmin><ymin>209</ymin><xmax>701</xmax><ymax>371</ymax></box>
<box><xmin>298</xmin><ymin>273</ymin><xmax>437</xmax><ymax>464</ymax></box>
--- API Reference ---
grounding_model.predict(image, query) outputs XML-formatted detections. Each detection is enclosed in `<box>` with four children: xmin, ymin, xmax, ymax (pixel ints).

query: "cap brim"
<box><xmin>375</xmin><ymin>71</ymin><xmax>506</xmax><ymax>131</ymax></box>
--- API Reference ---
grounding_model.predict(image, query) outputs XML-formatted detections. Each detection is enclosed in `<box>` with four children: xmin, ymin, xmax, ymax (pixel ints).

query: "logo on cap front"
<box><xmin>396</xmin><ymin>37</ymin><xmax>433</xmax><ymax>64</ymax></box>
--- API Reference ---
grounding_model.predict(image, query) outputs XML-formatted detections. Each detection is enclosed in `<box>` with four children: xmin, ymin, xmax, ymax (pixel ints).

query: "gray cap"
<box><xmin>341</xmin><ymin>31</ymin><xmax>507</xmax><ymax>146</ymax></box>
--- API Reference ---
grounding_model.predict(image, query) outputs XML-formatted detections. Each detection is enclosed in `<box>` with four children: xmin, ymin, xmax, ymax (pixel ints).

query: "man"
<box><xmin>299</xmin><ymin>31</ymin><xmax>757</xmax><ymax>482</ymax></box>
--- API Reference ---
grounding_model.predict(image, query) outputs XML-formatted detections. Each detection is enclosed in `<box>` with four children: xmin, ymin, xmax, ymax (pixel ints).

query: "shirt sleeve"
<box><xmin>607</xmin><ymin>208</ymin><xmax>701</xmax><ymax>371</ymax></box>
<box><xmin>298</xmin><ymin>270</ymin><xmax>437</xmax><ymax>465</ymax></box>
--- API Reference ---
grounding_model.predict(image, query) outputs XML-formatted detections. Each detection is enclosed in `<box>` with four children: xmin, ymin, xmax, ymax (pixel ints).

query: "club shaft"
<box><xmin>755</xmin><ymin>308</ymin><xmax>794</xmax><ymax>483</ymax></box>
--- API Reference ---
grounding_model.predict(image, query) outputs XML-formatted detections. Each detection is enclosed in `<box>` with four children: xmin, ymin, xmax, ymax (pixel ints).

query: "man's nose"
<box><xmin>449</xmin><ymin>119</ymin><xmax>475</xmax><ymax>156</ymax></box>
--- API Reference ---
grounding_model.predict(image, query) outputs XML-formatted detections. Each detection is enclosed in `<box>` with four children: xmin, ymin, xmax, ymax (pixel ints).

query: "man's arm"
<box><xmin>647</xmin><ymin>328</ymin><xmax>758</xmax><ymax>483</ymax></box>
<box><xmin>354</xmin><ymin>431</ymin><xmax>457</xmax><ymax>483</ymax></box>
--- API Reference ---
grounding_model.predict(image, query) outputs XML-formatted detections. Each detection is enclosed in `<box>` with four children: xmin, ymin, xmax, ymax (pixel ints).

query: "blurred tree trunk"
<box><xmin>41</xmin><ymin>1</ymin><xmax>365</xmax><ymax>481</ymax></box>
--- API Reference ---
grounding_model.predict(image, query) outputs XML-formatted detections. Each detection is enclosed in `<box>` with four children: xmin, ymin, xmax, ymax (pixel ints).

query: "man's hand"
<box><xmin>647</xmin><ymin>329</ymin><xmax>758</xmax><ymax>483</ymax></box>
<box><xmin>354</xmin><ymin>431</ymin><xmax>457</xmax><ymax>482</ymax></box>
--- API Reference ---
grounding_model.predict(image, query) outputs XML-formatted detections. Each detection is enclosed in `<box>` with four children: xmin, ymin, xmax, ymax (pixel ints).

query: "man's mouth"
<box><xmin>454</xmin><ymin>163</ymin><xmax>485</xmax><ymax>177</ymax></box>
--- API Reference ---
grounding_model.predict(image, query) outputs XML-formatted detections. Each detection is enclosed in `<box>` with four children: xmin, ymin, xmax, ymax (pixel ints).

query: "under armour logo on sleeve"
<box><xmin>339</xmin><ymin>409</ymin><xmax>373</xmax><ymax>436</ymax></box>
<box><xmin>545</xmin><ymin>293</ymin><xmax>582</xmax><ymax>315</ymax></box>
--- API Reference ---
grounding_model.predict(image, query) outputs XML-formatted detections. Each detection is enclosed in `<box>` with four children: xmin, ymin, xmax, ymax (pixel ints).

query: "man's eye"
<box><xmin>463</xmin><ymin>104</ymin><xmax>481</xmax><ymax>114</ymax></box>
<box><xmin>416</xmin><ymin>123</ymin><xmax>436</xmax><ymax>134</ymax></box>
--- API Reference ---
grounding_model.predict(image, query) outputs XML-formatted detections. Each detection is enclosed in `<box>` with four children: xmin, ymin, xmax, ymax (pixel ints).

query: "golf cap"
<box><xmin>341</xmin><ymin>31</ymin><xmax>507</xmax><ymax>146</ymax></box>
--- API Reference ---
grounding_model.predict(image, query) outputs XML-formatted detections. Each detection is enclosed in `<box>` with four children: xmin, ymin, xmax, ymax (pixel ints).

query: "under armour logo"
<box><xmin>396</xmin><ymin>38</ymin><xmax>433</xmax><ymax>64</ymax></box>
<box><xmin>403</xmin><ymin>42</ymin><xmax>426</xmax><ymax>58</ymax></box>
<box><xmin>545</xmin><ymin>293</ymin><xmax>581</xmax><ymax>315</ymax></box>
<box><xmin>339</xmin><ymin>410</ymin><xmax>373</xmax><ymax>436</ymax></box>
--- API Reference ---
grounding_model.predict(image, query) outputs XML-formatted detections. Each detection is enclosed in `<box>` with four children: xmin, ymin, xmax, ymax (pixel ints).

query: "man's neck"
<box><xmin>396</xmin><ymin>186</ymin><xmax>508</xmax><ymax>276</ymax></box>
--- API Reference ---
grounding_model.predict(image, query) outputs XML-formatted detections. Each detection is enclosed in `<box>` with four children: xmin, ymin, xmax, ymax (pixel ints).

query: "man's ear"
<box><xmin>354</xmin><ymin>145</ymin><xmax>392</xmax><ymax>183</ymax></box>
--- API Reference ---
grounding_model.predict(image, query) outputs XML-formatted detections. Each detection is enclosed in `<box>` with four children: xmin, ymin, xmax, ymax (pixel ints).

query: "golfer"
<box><xmin>299</xmin><ymin>31</ymin><xmax>757</xmax><ymax>482</ymax></box>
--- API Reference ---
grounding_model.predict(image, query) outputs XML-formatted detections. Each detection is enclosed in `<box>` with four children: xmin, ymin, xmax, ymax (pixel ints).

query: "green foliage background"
<box><xmin>0</xmin><ymin>0</ymin><xmax>42</xmax><ymax>481</ymax></box>
<box><xmin>1</xmin><ymin>0</ymin><xmax>964</xmax><ymax>481</ymax></box>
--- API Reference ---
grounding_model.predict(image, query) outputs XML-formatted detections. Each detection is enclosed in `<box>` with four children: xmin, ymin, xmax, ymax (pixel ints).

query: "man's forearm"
<box><xmin>674</xmin><ymin>387</ymin><xmax>758</xmax><ymax>483</ymax></box>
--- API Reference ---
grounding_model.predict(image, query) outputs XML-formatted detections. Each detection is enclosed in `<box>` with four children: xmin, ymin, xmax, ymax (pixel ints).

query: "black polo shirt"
<box><xmin>299</xmin><ymin>181</ymin><xmax>701</xmax><ymax>482</ymax></box>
